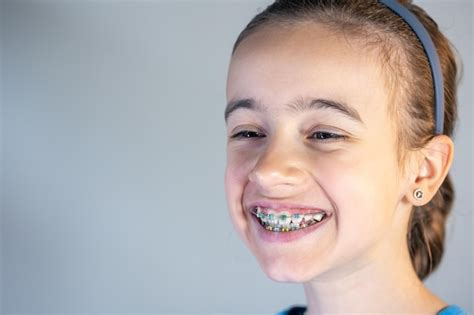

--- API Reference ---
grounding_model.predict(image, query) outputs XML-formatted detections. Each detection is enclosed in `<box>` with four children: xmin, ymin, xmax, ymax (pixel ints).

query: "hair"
<box><xmin>231</xmin><ymin>0</ymin><xmax>460</xmax><ymax>281</ymax></box>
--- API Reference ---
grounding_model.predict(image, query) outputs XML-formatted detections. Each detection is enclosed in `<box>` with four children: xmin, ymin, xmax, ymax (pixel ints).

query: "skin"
<box><xmin>225</xmin><ymin>23</ymin><xmax>454</xmax><ymax>314</ymax></box>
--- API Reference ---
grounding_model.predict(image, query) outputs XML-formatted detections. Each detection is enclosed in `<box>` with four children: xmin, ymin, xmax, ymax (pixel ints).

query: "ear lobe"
<box><xmin>411</xmin><ymin>135</ymin><xmax>454</xmax><ymax>205</ymax></box>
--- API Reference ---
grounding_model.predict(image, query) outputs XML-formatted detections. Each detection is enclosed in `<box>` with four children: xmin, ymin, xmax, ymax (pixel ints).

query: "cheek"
<box><xmin>224</xmin><ymin>152</ymin><xmax>254</xmax><ymax>245</ymax></box>
<box><xmin>224</xmin><ymin>150</ymin><xmax>253</xmax><ymax>199</ymax></box>
<box><xmin>321</xmin><ymin>147</ymin><xmax>400</xmax><ymax>259</ymax></box>
<box><xmin>224</xmin><ymin>146</ymin><xmax>259</xmax><ymax>196</ymax></box>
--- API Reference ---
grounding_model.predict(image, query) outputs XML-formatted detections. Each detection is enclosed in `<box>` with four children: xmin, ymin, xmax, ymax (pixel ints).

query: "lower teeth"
<box><xmin>258</xmin><ymin>217</ymin><xmax>324</xmax><ymax>232</ymax></box>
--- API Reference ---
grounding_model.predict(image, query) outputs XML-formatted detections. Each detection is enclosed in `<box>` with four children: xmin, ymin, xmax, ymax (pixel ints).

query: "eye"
<box><xmin>230</xmin><ymin>130</ymin><xmax>266</xmax><ymax>139</ymax></box>
<box><xmin>310</xmin><ymin>131</ymin><xmax>346</xmax><ymax>141</ymax></box>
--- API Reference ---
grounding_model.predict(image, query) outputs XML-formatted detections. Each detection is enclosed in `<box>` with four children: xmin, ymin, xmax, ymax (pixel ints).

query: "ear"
<box><xmin>409</xmin><ymin>135</ymin><xmax>454</xmax><ymax>206</ymax></box>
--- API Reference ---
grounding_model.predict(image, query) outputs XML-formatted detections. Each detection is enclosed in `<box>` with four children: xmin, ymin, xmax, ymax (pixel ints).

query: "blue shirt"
<box><xmin>277</xmin><ymin>304</ymin><xmax>469</xmax><ymax>315</ymax></box>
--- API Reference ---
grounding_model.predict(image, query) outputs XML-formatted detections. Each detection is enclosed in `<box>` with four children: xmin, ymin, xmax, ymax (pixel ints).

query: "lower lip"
<box><xmin>251</xmin><ymin>213</ymin><xmax>332</xmax><ymax>243</ymax></box>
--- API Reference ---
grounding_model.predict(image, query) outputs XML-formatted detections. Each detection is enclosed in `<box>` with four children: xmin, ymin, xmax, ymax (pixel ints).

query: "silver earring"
<box><xmin>413</xmin><ymin>188</ymin><xmax>424</xmax><ymax>200</ymax></box>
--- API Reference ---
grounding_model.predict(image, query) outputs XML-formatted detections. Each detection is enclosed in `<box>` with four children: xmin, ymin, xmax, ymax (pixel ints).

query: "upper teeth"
<box><xmin>253</xmin><ymin>206</ymin><xmax>326</xmax><ymax>224</ymax></box>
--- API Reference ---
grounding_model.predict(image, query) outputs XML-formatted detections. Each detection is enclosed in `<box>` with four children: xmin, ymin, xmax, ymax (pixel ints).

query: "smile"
<box><xmin>250</xmin><ymin>206</ymin><xmax>328</xmax><ymax>232</ymax></box>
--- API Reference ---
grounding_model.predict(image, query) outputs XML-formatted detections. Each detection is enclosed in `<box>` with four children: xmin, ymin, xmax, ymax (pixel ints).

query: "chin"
<box><xmin>256</xmin><ymin>254</ymin><xmax>321</xmax><ymax>283</ymax></box>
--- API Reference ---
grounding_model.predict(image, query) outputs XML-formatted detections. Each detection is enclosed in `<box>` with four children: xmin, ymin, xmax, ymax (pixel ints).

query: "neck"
<box><xmin>303</xmin><ymin>231</ymin><xmax>446</xmax><ymax>314</ymax></box>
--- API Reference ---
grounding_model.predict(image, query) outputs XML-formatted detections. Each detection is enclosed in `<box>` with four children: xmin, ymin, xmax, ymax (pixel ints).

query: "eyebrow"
<box><xmin>224</xmin><ymin>97</ymin><xmax>364</xmax><ymax>124</ymax></box>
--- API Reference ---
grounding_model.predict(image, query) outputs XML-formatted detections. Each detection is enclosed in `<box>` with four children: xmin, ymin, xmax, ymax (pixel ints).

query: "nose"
<box><xmin>248</xmin><ymin>134</ymin><xmax>310</xmax><ymax>197</ymax></box>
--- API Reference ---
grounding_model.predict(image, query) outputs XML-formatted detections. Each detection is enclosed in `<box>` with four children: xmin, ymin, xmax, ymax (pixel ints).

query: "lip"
<box><xmin>247</xmin><ymin>200</ymin><xmax>330</xmax><ymax>215</ymax></box>
<box><xmin>250</xmin><ymin>210</ymin><xmax>332</xmax><ymax>243</ymax></box>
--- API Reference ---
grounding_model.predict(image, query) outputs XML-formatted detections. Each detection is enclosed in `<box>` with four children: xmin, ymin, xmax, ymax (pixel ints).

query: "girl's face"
<box><xmin>225</xmin><ymin>24</ymin><xmax>413</xmax><ymax>282</ymax></box>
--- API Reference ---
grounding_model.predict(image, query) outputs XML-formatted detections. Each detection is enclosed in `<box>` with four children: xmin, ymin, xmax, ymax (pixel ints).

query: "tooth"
<box><xmin>259</xmin><ymin>212</ymin><xmax>268</xmax><ymax>223</ymax></box>
<box><xmin>291</xmin><ymin>213</ymin><xmax>303</xmax><ymax>225</ymax></box>
<box><xmin>267</xmin><ymin>211</ymin><xmax>278</xmax><ymax>226</ymax></box>
<box><xmin>304</xmin><ymin>214</ymin><xmax>314</xmax><ymax>222</ymax></box>
<box><xmin>277</xmin><ymin>212</ymin><xmax>291</xmax><ymax>227</ymax></box>
<box><xmin>251</xmin><ymin>207</ymin><xmax>258</xmax><ymax>216</ymax></box>
<box><xmin>313</xmin><ymin>213</ymin><xmax>324</xmax><ymax>222</ymax></box>
<box><xmin>300</xmin><ymin>218</ymin><xmax>308</xmax><ymax>228</ymax></box>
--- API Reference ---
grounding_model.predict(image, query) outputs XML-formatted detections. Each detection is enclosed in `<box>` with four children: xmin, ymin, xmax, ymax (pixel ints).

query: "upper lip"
<box><xmin>246</xmin><ymin>200</ymin><xmax>329</xmax><ymax>215</ymax></box>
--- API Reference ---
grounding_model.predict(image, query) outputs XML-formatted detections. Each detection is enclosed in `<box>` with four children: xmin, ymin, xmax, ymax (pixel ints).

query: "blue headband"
<box><xmin>379</xmin><ymin>0</ymin><xmax>444</xmax><ymax>134</ymax></box>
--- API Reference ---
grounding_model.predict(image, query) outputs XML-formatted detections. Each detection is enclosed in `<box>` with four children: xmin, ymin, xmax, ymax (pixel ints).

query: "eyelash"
<box><xmin>230</xmin><ymin>130</ymin><xmax>346</xmax><ymax>142</ymax></box>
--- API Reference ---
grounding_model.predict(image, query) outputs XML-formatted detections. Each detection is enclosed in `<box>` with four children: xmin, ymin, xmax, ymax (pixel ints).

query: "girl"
<box><xmin>224</xmin><ymin>0</ymin><xmax>468</xmax><ymax>314</ymax></box>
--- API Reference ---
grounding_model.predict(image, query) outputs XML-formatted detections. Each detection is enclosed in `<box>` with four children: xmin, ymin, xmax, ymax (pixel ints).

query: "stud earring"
<box><xmin>413</xmin><ymin>188</ymin><xmax>424</xmax><ymax>200</ymax></box>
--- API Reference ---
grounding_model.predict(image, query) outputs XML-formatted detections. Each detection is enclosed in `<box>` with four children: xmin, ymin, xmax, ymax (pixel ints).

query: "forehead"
<box><xmin>226</xmin><ymin>23</ymin><xmax>391</xmax><ymax>120</ymax></box>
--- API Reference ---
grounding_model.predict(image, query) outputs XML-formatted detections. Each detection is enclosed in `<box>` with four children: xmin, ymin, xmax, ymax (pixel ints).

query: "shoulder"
<box><xmin>276</xmin><ymin>305</ymin><xmax>307</xmax><ymax>315</ymax></box>
<box><xmin>277</xmin><ymin>304</ymin><xmax>469</xmax><ymax>315</ymax></box>
<box><xmin>437</xmin><ymin>305</ymin><xmax>469</xmax><ymax>315</ymax></box>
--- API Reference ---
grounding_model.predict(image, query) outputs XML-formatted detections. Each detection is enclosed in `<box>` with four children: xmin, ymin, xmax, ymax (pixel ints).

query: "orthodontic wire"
<box><xmin>379</xmin><ymin>0</ymin><xmax>445</xmax><ymax>135</ymax></box>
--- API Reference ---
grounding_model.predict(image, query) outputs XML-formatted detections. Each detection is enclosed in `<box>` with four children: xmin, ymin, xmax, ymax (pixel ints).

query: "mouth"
<box><xmin>249</xmin><ymin>206</ymin><xmax>330</xmax><ymax>233</ymax></box>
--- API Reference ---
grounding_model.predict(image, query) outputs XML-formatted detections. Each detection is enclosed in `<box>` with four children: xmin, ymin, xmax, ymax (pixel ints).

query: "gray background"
<box><xmin>1</xmin><ymin>0</ymin><xmax>472</xmax><ymax>313</ymax></box>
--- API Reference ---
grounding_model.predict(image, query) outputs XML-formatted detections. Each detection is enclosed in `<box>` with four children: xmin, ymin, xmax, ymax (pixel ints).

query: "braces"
<box><xmin>254</xmin><ymin>211</ymin><xmax>326</xmax><ymax>232</ymax></box>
